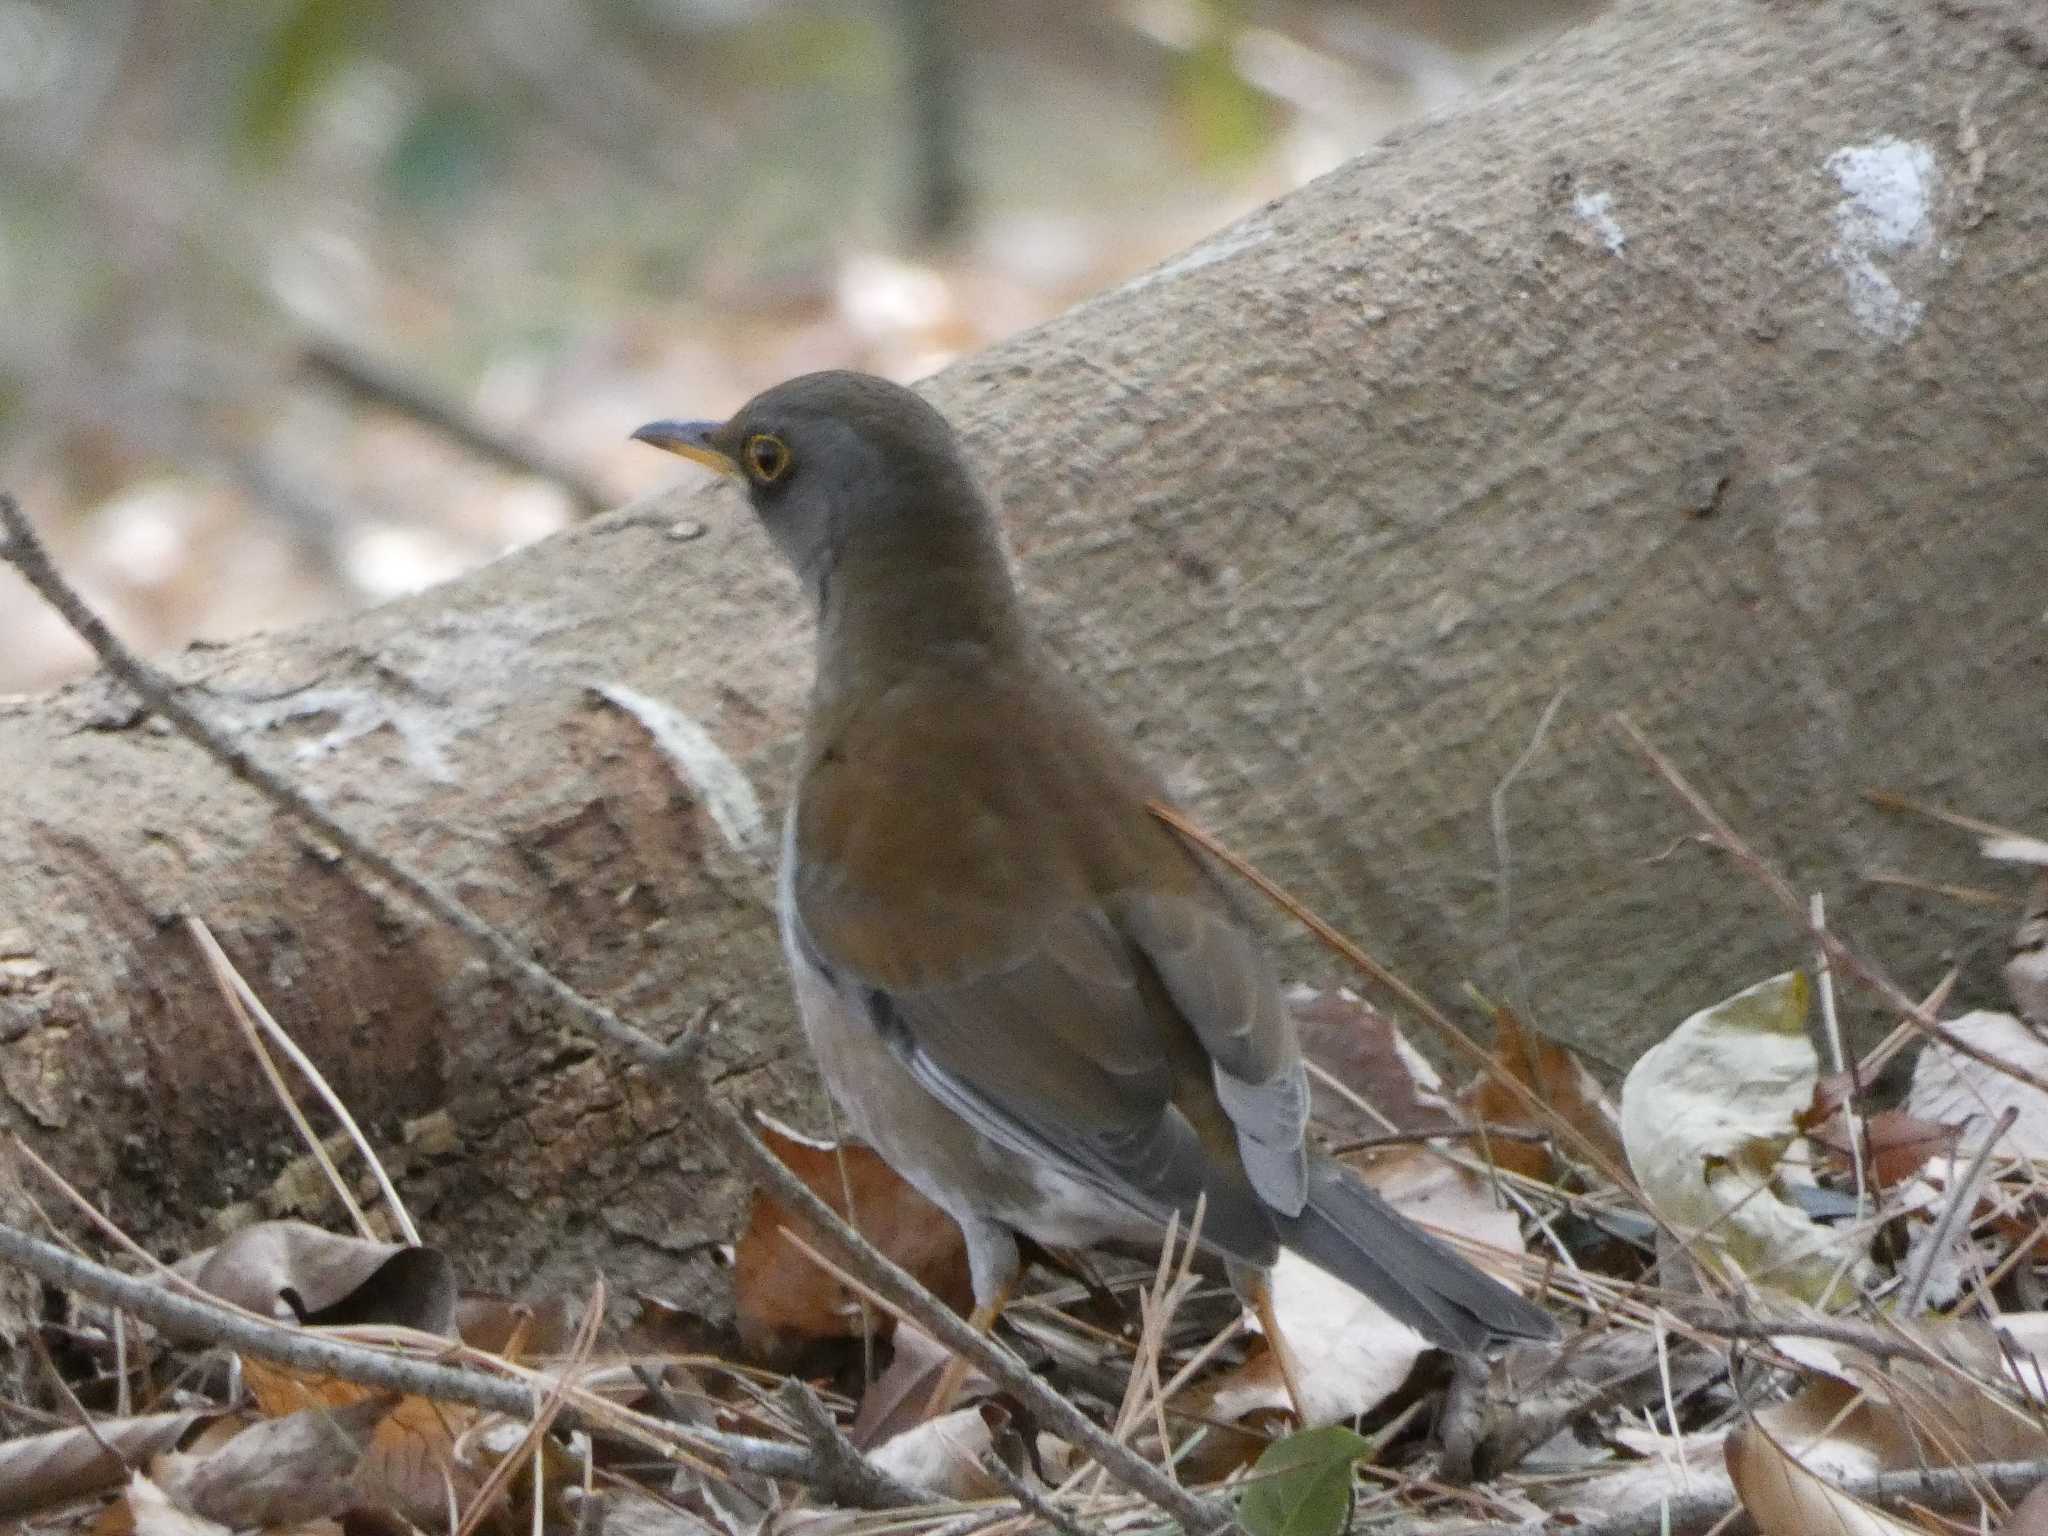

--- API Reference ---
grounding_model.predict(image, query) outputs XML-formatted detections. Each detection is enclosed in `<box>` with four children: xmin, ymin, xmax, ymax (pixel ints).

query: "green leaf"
<box><xmin>1238</xmin><ymin>1426</ymin><xmax>1372</xmax><ymax>1536</ymax></box>
<box><xmin>232</xmin><ymin>0</ymin><xmax>381</xmax><ymax>154</ymax></box>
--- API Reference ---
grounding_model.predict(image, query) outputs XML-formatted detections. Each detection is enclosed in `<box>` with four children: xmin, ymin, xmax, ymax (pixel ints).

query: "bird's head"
<box><xmin>632</xmin><ymin>371</ymin><xmax>987</xmax><ymax>599</ymax></box>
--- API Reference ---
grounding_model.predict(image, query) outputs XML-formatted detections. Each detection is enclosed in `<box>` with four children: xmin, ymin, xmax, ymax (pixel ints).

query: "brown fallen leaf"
<box><xmin>1457</xmin><ymin>1002</ymin><xmax>1623</xmax><ymax>1182</ymax></box>
<box><xmin>1725</xmin><ymin>1419</ymin><xmax>1920</xmax><ymax>1535</ymax></box>
<box><xmin>243</xmin><ymin>1361</ymin><xmax>478</xmax><ymax>1528</ymax></box>
<box><xmin>175</xmin><ymin>1220</ymin><xmax>457</xmax><ymax>1335</ymax></box>
<box><xmin>1808</xmin><ymin>1105</ymin><xmax>1963</xmax><ymax>1189</ymax></box>
<box><xmin>733</xmin><ymin>1114</ymin><xmax>972</xmax><ymax>1365</ymax></box>
<box><xmin>1290</xmin><ymin>987</ymin><xmax>1462</xmax><ymax>1143</ymax></box>
<box><xmin>850</xmin><ymin>1322</ymin><xmax>993</xmax><ymax>1449</ymax></box>
<box><xmin>457</xmin><ymin>1292</ymin><xmax>580</xmax><ymax>1359</ymax></box>
<box><xmin>155</xmin><ymin>1393</ymin><xmax>398</xmax><ymax>1529</ymax></box>
<box><xmin>0</xmin><ymin>1412</ymin><xmax>211</xmax><ymax>1518</ymax></box>
<box><xmin>1756</xmin><ymin>1315</ymin><xmax>2048</xmax><ymax>1477</ymax></box>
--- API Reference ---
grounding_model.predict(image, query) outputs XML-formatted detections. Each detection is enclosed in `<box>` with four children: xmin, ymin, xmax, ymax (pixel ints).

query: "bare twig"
<box><xmin>979</xmin><ymin>1449</ymin><xmax>1101</xmax><ymax>1536</ymax></box>
<box><xmin>0</xmin><ymin>1218</ymin><xmax>806</xmax><ymax>1483</ymax></box>
<box><xmin>1612</xmin><ymin>715</ymin><xmax>2048</xmax><ymax>1097</ymax></box>
<box><xmin>28</xmin><ymin>1328</ymin><xmax>130</xmax><ymax>1475</ymax></box>
<box><xmin>192</xmin><ymin>916</ymin><xmax>420</xmax><ymax>1242</ymax></box>
<box><xmin>1863</xmin><ymin>871</ymin><xmax>2012</xmax><ymax>909</ymax></box>
<box><xmin>1899</xmin><ymin>1105</ymin><xmax>2018</xmax><ymax>1313</ymax></box>
<box><xmin>1809</xmin><ymin>894</ymin><xmax>1865</xmax><ymax>1222</ymax></box>
<box><xmin>299</xmin><ymin>335</ymin><xmax>610</xmax><ymax>518</ymax></box>
<box><xmin>454</xmin><ymin>1279</ymin><xmax>603</xmax><ymax>1536</ymax></box>
<box><xmin>0</xmin><ymin>492</ymin><xmax>1231</xmax><ymax>1535</ymax></box>
<box><xmin>773</xmin><ymin>1378</ymin><xmax>934</xmax><ymax>1511</ymax></box>
<box><xmin>0</xmin><ymin>494</ymin><xmax>686</xmax><ymax>1077</ymax></box>
<box><xmin>187</xmin><ymin>916</ymin><xmax>380</xmax><ymax>1242</ymax></box>
<box><xmin>1324</xmin><ymin>1125</ymin><xmax>1552</xmax><ymax>1157</ymax></box>
<box><xmin>1567</xmin><ymin>1454</ymin><xmax>2048</xmax><ymax>1536</ymax></box>
<box><xmin>1863</xmin><ymin>789</ymin><xmax>2035</xmax><ymax>847</ymax></box>
<box><xmin>1491</xmin><ymin>686</ymin><xmax>1569</xmax><ymax>1008</ymax></box>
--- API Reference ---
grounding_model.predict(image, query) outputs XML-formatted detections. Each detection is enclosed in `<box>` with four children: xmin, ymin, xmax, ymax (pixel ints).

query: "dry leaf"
<box><xmin>866</xmin><ymin>1406</ymin><xmax>1069</xmax><ymax>1502</ymax></box>
<box><xmin>457</xmin><ymin>1292</ymin><xmax>580</xmax><ymax>1359</ymax></box>
<box><xmin>1907</xmin><ymin>1010</ymin><xmax>2048</xmax><ymax>1159</ymax></box>
<box><xmin>1807</xmin><ymin>1105</ymin><xmax>1963</xmax><ymax>1189</ymax></box>
<box><xmin>1289</xmin><ymin>987</ymin><xmax>1461</xmax><ymax>1143</ymax></box>
<box><xmin>1457</xmin><ymin>1002</ymin><xmax>1623</xmax><ymax>1181</ymax></box>
<box><xmin>1756</xmin><ymin>1317</ymin><xmax>2048</xmax><ymax>1476</ymax></box>
<box><xmin>849</xmin><ymin>1323</ymin><xmax>990</xmax><ymax>1449</ymax></box>
<box><xmin>0</xmin><ymin>1412</ymin><xmax>209</xmax><ymax>1517</ymax></box>
<box><xmin>1725</xmin><ymin>1419</ymin><xmax>1922</xmax><ymax>1535</ymax></box>
<box><xmin>243</xmin><ymin>1361</ymin><xmax>477</xmax><ymax>1528</ymax></box>
<box><xmin>1621</xmin><ymin>972</ymin><xmax>1871</xmax><ymax>1305</ymax></box>
<box><xmin>1193</xmin><ymin>1146</ymin><xmax>1531</xmax><ymax>1428</ymax></box>
<box><xmin>1540</xmin><ymin>1425</ymin><xmax>1731</xmax><ymax>1522</ymax></box>
<box><xmin>734</xmin><ymin>1115</ymin><xmax>972</xmax><ymax>1364</ymax></box>
<box><xmin>176</xmin><ymin>1220</ymin><xmax>457</xmax><ymax>1335</ymax></box>
<box><xmin>579</xmin><ymin>1486</ymin><xmax>722</xmax><ymax>1536</ymax></box>
<box><xmin>122</xmin><ymin>1475</ymin><xmax>231</xmax><ymax>1536</ymax></box>
<box><xmin>156</xmin><ymin>1393</ymin><xmax>397</xmax><ymax>1528</ymax></box>
<box><xmin>2003</xmin><ymin>1478</ymin><xmax>2048</xmax><ymax>1536</ymax></box>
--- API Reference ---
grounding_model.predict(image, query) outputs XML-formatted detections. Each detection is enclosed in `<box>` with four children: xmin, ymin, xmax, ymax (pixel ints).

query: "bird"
<box><xmin>633</xmin><ymin>371</ymin><xmax>1557</xmax><ymax>1416</ymax></box>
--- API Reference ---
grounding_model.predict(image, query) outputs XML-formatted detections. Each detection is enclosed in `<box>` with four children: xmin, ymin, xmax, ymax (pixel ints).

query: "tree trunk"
<box><xmin>3</xmin><ymin>0</ymin><xmax>2043</xmax><ymax>1321</ymax></box>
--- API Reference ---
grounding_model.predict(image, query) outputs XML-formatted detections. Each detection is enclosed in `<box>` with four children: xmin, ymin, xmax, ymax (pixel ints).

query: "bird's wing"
<box><xmin>1116</xmin><ymin>890</ymin><xmax>1311</xmax><ymax>1216</ymax></box>
<box><xmin>787</xmin><ymin>892</ymin><xmax>1280</xmax><ymax>1267</ymax></box>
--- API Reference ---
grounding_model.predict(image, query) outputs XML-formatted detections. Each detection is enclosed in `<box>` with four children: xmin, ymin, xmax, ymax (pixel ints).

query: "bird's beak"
<box><xmin>630</xmin><ymin>418</ymin><xmax>740</xmax><ymax>478</ymax></box>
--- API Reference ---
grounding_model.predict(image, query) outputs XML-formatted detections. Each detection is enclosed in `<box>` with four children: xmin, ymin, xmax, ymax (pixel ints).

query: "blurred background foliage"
<box><xmin>0</xmin><ymin>0</ymin><xmax>1600</xmax><ymax>689</ymax></box>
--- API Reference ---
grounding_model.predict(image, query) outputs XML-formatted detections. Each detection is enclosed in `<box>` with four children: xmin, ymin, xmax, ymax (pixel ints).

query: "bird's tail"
<box><xmin>1274</xmin><ymin>1158</ymin><xmax>1558</xmax><ymax>1352</ymax></box>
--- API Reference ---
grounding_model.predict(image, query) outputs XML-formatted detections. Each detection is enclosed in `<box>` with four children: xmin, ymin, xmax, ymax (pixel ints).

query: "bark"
<box><xmin>2</xmin><ymin>0</ymin><xmax>2044</xmax><ymax>1324</ymax></box>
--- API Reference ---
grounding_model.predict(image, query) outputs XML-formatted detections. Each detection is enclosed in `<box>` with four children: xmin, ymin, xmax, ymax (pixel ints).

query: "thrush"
<box><xmin>634</xmin><ymin>372</ymin><xmax>1557</xmax><ymax>1410</ymax></box>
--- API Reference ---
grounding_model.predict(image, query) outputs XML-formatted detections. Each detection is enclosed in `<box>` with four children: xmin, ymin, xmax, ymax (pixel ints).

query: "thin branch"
<box><xmin>0</xmin><ymin>1218</ymin><xmax>811</xmax><ymax>1486</ymax></box>
<box><xmin>0</xmin><ymin>492</ymin><xmax>1231</xmax><ymax>1535</ymax></box>
<box><xmin>1863</xmin><ymin>788</ymin><xmax>2036</xmax><ymax>847</ymax></box>
<box><xmin>1323</xmin><ymin>1125</ymin><xmax>1551</xmax><ymax>1157</ymax></box>
<box><xmin>0</xmin><ymin>495</ymin><xmax>687</xmax><ymax>1073</ymax></box>
<box><xmin>979</xmin><ymin>1450</ymin><xmax>1101</xmax><ymax>1536</ymax></box>
<box><xmin>299</xmin><ymin>336</ymin><xmax>610</xmax><ymax>518</ymax></box>
<box><xmin>1570</xmin><ymin>1454</ymin><xmax>2048</xmax><ymax>1536</ymax></box>
<box><xmin>453</xmin><ymin>1280</ymin><xmax>603</xmax><ymax>1536</ymax></box>
<box><xmin>714</xmin><ymin>1114</ymin><xmax>1232</xmax><ymax>1531</ymax></box>
<box><xmin>1491</xmin><ymin>686</ymin><xmax>1569</xmax><ymax>1008</ymax></box>
<box><xmin>188</xmin><ymin>916</ymin><xmax>379</xmax><ymax>1242</ymax></box>
<box><xmin>192</xmin><ymin>914</ymin><xmax>420</xmax><ymax>1241</ymax></box>
<box><xmin>28</xmin><ymin>1328</ymin><xmax>130</xmax><ymax>1475</ymax></box>
<box><xmin>772</xmin><ymin>1378</ymin><xmax>934</xmax><ymax>1511</ymax></box>
<box><xmin>1612</xmin><ymin>714</ymin><xmax>2048</xmax><ymax>1097</ymax></box>
<box><xmin>1899</xmin><ymin>1105</ymin><xmax>2017</xmax><ymax>1314</ymax></box>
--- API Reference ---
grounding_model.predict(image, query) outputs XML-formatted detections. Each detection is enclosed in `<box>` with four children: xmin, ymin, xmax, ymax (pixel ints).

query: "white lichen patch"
<box><xmin>222</xmin><ymin>685</ymin><xmax>460</xmax><ymax>783</ymax></box>
<box><xmin>593</xmin><ymin>682</ymin><xmax>768</xmax><ymax>858</ymax></box>
<box><xmin>213</xmin><ymin>603</ymin><xmax>581</xmax><ymax>786</ymax></box>
<box><xmin>1573</xmin><ymin>189</ymin><xmax>1627</xmax><ymax>254</ymax></box>
<box><xmin>1824</xmin><ymin>138</ymin><xmax>1939</xmax><ymax>342</ymax></box>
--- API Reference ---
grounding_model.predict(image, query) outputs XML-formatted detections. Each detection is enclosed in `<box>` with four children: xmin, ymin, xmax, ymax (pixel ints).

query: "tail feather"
<box><xmin>1275</xmin><ymin>1159</ymin><xmax>1558</xmax><ymax>1351</ymax></box>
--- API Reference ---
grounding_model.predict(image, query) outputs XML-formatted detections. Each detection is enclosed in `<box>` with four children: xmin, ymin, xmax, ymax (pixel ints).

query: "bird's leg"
<box><xmin>1245</xmin><ymin>1271</ymin><xmax>1311</xmax><ymax>1427</ymax></box>
<box><xmin>921</xmin><ymin>1273</ymin><xmax>1014</xmax><ymax>1419</ymax></box>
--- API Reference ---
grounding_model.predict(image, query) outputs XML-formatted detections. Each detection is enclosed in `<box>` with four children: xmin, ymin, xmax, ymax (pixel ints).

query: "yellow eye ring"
<box><xmin>745</xmin><ymin>433</ymin><xmax>791</xmax><ymax>483</ymax></box>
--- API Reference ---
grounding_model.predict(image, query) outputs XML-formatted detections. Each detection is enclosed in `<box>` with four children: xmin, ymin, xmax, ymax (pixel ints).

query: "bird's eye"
<box><xmin>744</xmin><ymin>433</ymin><xmax>791</xmax><ymax>484</ymax></box>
